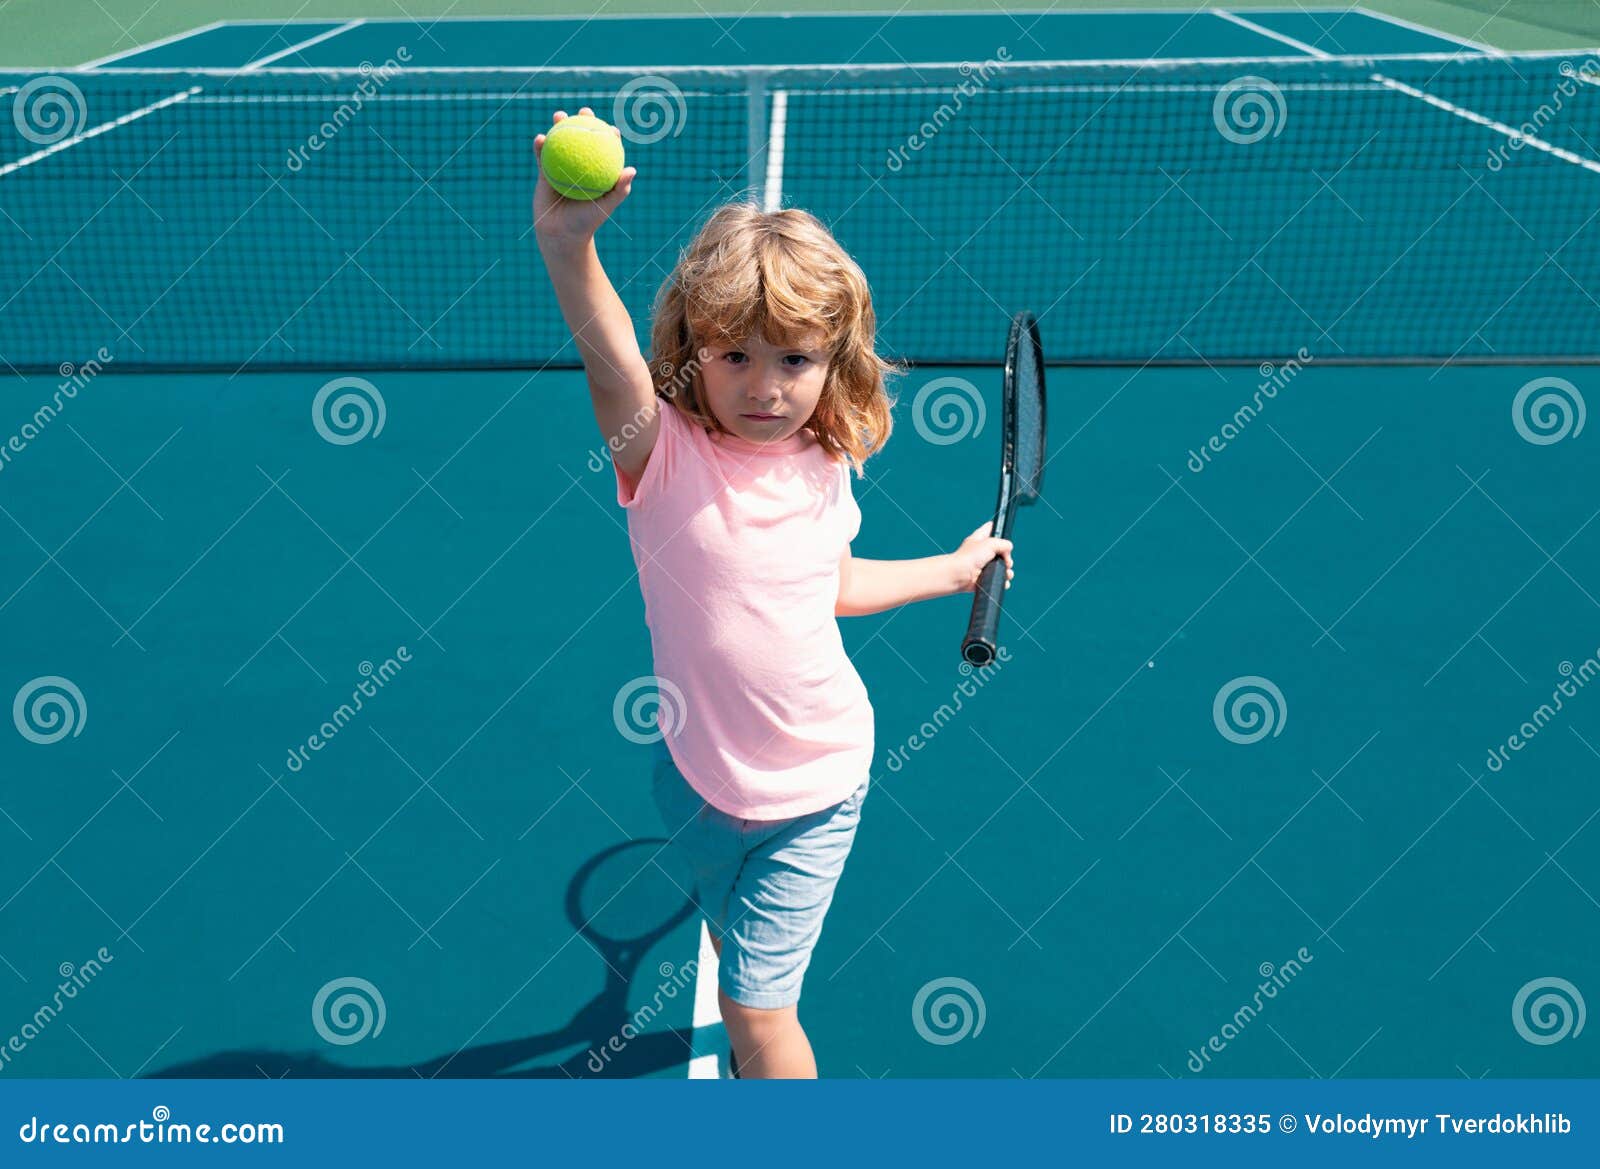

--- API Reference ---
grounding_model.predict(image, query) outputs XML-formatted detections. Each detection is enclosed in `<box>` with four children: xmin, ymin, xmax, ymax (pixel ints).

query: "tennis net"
<box><xmin>1</xmin><ymin>53</ymin><xmax>1596</xmax><ymax>371</ymax></box>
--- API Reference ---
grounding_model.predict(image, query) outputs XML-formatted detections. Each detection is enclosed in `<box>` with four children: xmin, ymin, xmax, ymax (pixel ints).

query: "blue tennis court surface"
<box><xmin>1</xmin><ymin>7</ymin><xmax>1596</xmax><ymax>1082</ymax></box>
<box><xmin>3</xmin><ymin>356</ymin><xmax>1596</xmax><ymax>1079</ymax></box>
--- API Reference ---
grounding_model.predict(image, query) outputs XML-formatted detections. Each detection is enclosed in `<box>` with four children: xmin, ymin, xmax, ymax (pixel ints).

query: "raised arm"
<box><xmin>533</xmin><ymin>108</ymin><xmax>658</xmax><ymax>484</ymax></box>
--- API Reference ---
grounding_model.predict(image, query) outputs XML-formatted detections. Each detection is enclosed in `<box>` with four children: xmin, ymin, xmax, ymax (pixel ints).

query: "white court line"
<box><xmin>1353</xmin><ymin>5</ymin><xmax>1504</xmax><ymax>56</ymax></box>
<box><xmin>0</xmin><ymin>87</ymin><xmax>201</xmax><ymax>178</ymax></box>
<box><xmin>241</xmin><ymin>19</ymin><xmax>366</xmax><ymax>71</ymax></box>
<box><xmin>686</xmin><ymin>922</ymin><xmax>729</xmax><ymax>1079</ymax></box>
<box><xmin>77</xmin><ymin>20</ymin><xmax>226</xmax><ymax>68</ymax></box>
<box><xmin>1217</xmin><ymin>10</ymin><xmax>1600</xmax><ymax>176</ymax></box>
<box><xmin>69</xmin><ymin>47</ymin><xmax>1600</xmax><ymax>75</ymax></box>
<box><xmin>176</xmin><ymin>83</ymin><xmax>1391</xmax><ymax>104</ymax></box>
<box><xmin>1379</xmin><ymin>75</ymin><xmax>1600</xmax><ymax>174</ymax></box>
<box><xmin>1212</xmin><ymin>8</ymin><xmax>1333</xmax><ymax>57</ymax></box>
<box><xmin>1223</xmin><ymin>3</ymin><xmax>1502</xmax><ymax>58</ymax></box>
<box><xmin>763</xmin><ymin>89</ymin><xmax>788</xmax><ymax>213</ymax></box>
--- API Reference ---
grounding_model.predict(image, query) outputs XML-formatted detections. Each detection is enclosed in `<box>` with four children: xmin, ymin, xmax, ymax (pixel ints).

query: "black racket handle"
<box><xmin>961</xmin><ymin>555</ymin><xmax>1008</xmax><ymax>667</ymax></box>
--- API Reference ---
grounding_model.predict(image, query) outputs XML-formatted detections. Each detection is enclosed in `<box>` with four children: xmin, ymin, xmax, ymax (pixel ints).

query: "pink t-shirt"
<box><xmin>614</xmin><ymin>399</ymin><xmax>874</xmax><ymax>820</ymax></box>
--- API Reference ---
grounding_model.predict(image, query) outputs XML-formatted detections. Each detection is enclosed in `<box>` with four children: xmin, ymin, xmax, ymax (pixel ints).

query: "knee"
<box><xmin>718</xmin><ymin>990</ymin><xmax>796</xmax><ymax>1043</ymax></box>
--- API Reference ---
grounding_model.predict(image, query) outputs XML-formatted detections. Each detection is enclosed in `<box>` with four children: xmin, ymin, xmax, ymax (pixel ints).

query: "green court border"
<box><xmin>0</xmin><ymin>3</ymin><xmax>1595</xmax><ymax>69</ymax></box>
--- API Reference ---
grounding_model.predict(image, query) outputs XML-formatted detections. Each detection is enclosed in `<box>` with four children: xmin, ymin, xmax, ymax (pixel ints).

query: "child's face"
<box><xmin>696</xmin><ymin>331</ymin><xmax>831</xmax><ymax>444</ymax></box>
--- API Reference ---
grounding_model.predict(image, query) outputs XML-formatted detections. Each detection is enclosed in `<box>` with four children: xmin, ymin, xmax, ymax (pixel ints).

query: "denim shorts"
<box><xmin>649</xmin><ymin>739</ymin><xmax>867</xmax><ymax>1010</ymax></box>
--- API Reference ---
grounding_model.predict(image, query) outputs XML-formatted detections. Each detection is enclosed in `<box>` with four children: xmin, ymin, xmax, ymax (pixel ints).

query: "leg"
<box><xmin>718</xmin><ymin>991</ymin><xmax>817</xmax><ymax>1079</ymax></box>
<box><xmin>715</xmin><ymin>782</ymin><xmax>867</xmax><ymax>1079</ymax></box>
<box><xmin>702</xmin><ymin>930</ymin><xmax>747</xmax><ymax>1079</ymax></box>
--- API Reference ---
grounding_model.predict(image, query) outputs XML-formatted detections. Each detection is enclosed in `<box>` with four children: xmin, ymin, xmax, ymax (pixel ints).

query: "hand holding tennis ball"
<box><xmin>534</xmin><ymin>108</ymin><xmax>635</xmax><ymax>246</ymax></box>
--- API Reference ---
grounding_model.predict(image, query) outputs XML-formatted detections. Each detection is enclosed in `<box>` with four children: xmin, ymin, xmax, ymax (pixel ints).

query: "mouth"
<box><xmin>741</xmin><ymin>413</ymin><xmax>783</xmax><ymax>421</ymax></box>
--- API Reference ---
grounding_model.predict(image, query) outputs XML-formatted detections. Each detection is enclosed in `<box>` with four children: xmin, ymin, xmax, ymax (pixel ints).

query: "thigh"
<box><xmin>649</xmin><ymin>741</ymin><xmax>745</xmax><ymax>935</ymax></box>
<box><xmin>718</xmin><ymin>781</ymin><xmax>868</xmax><ymax>1010</ymax></box>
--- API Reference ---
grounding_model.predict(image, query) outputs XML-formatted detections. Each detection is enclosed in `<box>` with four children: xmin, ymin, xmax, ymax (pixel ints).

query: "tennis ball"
<box><xmin>541</xmin><ymin>113</ymin><xmax>625</xmax><ymax>201</ymax></box>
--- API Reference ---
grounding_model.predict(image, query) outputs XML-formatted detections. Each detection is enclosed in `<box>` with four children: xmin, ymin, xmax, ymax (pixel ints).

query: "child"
<box><xmin>534</xmin><ymin>109</ymin><xmax>1014</xmax><ymax>1079</ymax></box>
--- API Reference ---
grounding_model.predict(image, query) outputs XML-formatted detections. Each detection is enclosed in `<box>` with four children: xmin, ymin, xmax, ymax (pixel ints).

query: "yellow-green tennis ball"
<box><xmin>542</xmin><ymin>113</ymin><xmax>625</xmax><ymax>200</ymax></box>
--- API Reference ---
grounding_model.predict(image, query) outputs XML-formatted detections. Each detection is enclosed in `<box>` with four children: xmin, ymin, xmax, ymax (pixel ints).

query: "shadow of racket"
<box><xmin>147</xmin><ymin>838</ymin><xmax>701</xmax><ymax>1079</ymax></box>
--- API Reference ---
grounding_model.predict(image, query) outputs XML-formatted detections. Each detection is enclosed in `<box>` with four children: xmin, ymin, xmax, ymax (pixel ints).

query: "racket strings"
<box><xmin>1013</xmin><ymin>321</ymin><xmax>1047</xmax><ymax>503</ymax></box>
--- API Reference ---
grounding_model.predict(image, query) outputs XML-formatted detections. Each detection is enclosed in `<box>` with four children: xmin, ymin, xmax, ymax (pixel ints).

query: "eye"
<box><xmin>724</xmin><ymin>351</ymin><xmax>747</xmax><ymax>365</ymax></box>
<box><xmin>782</xmin><ymin>354</ymin><xmax>809</xmax><ymax>367</ymax></box>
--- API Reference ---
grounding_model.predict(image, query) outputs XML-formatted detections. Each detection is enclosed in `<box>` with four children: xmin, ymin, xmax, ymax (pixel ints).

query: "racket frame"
<box><xmin>961</xmin><ymin>311</ymin><xmax>1045</xmax><ymax>667</ymax></box>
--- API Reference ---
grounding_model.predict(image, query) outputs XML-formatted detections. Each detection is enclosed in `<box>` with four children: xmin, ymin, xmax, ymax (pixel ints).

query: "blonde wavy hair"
<box><xmin>648</xmin><ymin>202</ymin><xmax>899</xmax><ymax>474</ymax></box>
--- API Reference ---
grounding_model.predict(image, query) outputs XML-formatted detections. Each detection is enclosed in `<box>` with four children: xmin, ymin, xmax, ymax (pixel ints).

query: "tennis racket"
<box><xmin>961</xmin><ymin>311</ymin><xmax>1047</xmax><ymax>667</ymax></box>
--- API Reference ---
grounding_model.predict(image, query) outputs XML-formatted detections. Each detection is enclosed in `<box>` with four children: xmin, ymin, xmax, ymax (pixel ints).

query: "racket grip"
<box><xmin>961</xmin><ymin>556</ymin><xmax>1008</xmax><ymax>667</ymax></box>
